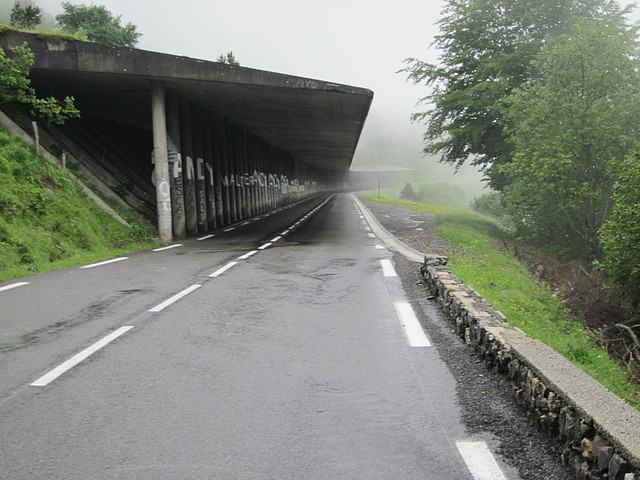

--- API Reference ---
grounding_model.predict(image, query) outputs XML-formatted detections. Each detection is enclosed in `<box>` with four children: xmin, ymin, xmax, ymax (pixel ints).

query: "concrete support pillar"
<box><xmin>179</xmin><ymin>98</ymin><xmax>198</xmax><ymax>236</ymax></box>
<box><xmin>212</xmin><ymin>115</ymin><xmax>225</xmax><ymax>227</ymax></box>
<box><xmin>202</xmin><ymin>113</ymin><xmax>217</xmax><ymax>230</ymax></box>
<box><xmin>225</xmin><ymin>121</ymin><xmax>238</xmax><ymax>223</ymax></box>
<box><xmin>150</xmin><ymin>84</ymin><xmax>173</xmax><ymax>243</ymax></box>
<box><xmin>241</xmin><ymin>130</ymin><xmax>251</xmax><ymax>218</ymax></box>
<box><xmin>217</xmin><ymin>118</ymin><xmax>230</xmax><ymax>226</ymax></box>
<box><xmin>268</xmin><ymin>150</ymin><xmax>276</xmax><ymax>210</ymax></box>
<box><xmin>166</xmin><ymin>93</ymin><xmax>186</xmax><ymax>238</ymax></box>
<box><xmin>192</xmin><ymin>108</ymin><xmax>207</xmax><ymax>232</ymax></box>
<box><xmin>250</xmin><ymin>137</ymin><xmax>258</xmax><ymax>216</ymax></box>
<box><xmin>231</xmin><ymin>124</ymin><xmax>243</xmax><ymax>221</ymax></box>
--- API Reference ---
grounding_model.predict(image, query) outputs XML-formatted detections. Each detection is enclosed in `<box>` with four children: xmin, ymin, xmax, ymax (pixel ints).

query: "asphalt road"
<box><xmin>0</xmin><ymin>194</ymin><xmax>571</xmax><ymax>479</ymax></box>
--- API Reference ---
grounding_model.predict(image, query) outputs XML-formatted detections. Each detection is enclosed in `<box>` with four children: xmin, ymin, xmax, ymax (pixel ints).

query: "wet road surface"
<box><xmin>0</xmin><ymin>194</ymin><xmax>550</xmax><ymax>479</ymax></box>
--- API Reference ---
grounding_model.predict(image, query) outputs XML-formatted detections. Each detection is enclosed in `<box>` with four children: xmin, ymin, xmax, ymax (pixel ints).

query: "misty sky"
<box><xmin>3</xmin><ymin>0</ymin><xmax>639</xmax><ymax>178</ymax></box>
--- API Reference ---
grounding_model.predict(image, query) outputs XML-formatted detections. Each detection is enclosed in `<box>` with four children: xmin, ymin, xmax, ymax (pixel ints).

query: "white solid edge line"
<box><xmin>393</xmin><ymin>302</ymin><xmax>431</xmax><ymax>347</ymax></box>
<box><xmin>152</xmin><ymin>244</ymin><xmax>182</xmax><ymax>252</ymax></box>
<box><xmin>380</xmin><ymin>259</ymin><xmax>398</xmax><ymax>277</ymax></box>
<box><xmin>258</xmin><ymin>242</ymin><xmax>272</xmax><ymax>250</ymax></box>
<box><xmin>456</xmin><ymin>441</ymin><xmax>507</xmax><ymax>480</ymax></box>
<box><xmin>79</xmin><ymin>257</ymin><xmax>129</xmax><ymax>269</ymax></box>
<box><xmin>209</xmin><ymin>261</ymin><xmax>238</xmax><ymax>278</ymax></box>
<box><xmin>0</xmin><ymin>281</ymin><xmax>30</xmax><ymax>293</ymax></box>
<box><xmin>197</xmin><ymin>234</ymin><xmax>215</xmax><ymax>241</ymax></box>
<box><xmin>149</xmin><ymin>284</ymin><xmax>202</xmax><ymax>312</ymax></box>
<box><xmin>31</xmin><ymin>325</ymin><xmax>134</xmax><ymax>387</ymax></box>
<box><xmin>238</xmin><ymin>250</ymin><xmax>258</xmax><ymax>260</ymax></box>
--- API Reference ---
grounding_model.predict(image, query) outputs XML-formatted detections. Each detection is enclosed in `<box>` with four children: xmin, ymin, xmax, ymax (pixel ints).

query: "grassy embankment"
<box><xmin>364</xmin><ymin>189</ymin><xmax>640</xmax><ymax>409</ymax></box>
<box><xmin>0</xmin><ymin>126</ymin><xmax>157</xmax><ymax>282</ymax></box>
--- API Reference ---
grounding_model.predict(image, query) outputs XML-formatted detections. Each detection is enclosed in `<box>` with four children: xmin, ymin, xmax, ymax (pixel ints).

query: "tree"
<box><xmin>401</xmin><ymin>0</ymin><xmax>633</xmax><ymax>190</ymax></box>
<box><xmin>0</xmin><ymin>43</ymin><xmax>80</xmax><ymax>124</ymax></box>
<box><xmin>56</xmin><ymin>2</ymin><xmax>141</xmax><ymax>47</ymax></box>
<box><xmin>599</xmin><ymin>152</ymin><xmax>640</xmax><ymax>307</ymax></box>
<box><xmin>9</xmin><ymin>1</ymin><xmax>42</xmax><ymax>30</ymax></box>
<box><xmin>500</xmin><ymin>19</ymin><xmax>640</xmax><ymax>261</ymax></box>
<box><xmin>216</xmin><ymin>51</ymin><xmax>239</xmax><ymax>66</ymax></box>
<box><xmin>400</xmin><ymin>182</ymin><xmax>416</xmax><ymax>201</ymax></box>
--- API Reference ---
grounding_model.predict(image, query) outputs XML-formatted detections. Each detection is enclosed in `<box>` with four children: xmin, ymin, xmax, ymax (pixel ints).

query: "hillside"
<box><xmin>0</xmin><ymin>125</ymin><xmax>156</xmax><ymax>281</ymax></box>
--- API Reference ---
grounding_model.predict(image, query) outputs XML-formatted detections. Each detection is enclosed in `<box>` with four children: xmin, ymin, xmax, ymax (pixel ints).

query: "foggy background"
<box><xmin>2</xmin><ymin>0</ymin><xmax>639</xmax><ymax>201</ymax></box>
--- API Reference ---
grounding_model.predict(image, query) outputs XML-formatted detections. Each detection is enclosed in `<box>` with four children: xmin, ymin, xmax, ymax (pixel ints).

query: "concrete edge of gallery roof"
<box><xmin>350</xmin><ymin>165</ymin><xmax>416</xmax><ymax>173</ymax></box>
<box><xmin>0</xmin><ymin>30</ymin><xmax>374</xmax><ymax>171</ymax></box>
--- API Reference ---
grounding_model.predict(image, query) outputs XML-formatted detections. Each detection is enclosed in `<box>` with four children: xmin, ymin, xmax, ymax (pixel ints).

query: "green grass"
<box><xmin>0</xmin><ymin>24</ymin><xmax>85</xmax><ymax>42</ymax></box>
<box><xmin>364</xmin><ymin>191</ymin><xmax>640</xmax><ymax>408</ymax></box>
<box><xmin>0</xmin><ymin>125</ymin><xmax>157</xmax><ymax>282</ymax></box>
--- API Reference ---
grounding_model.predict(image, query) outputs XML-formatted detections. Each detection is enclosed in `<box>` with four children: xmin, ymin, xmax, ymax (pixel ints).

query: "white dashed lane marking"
<box><xmin>152</xmin><ymin>244</ymin><xmax>182</xmax><ymax>252</ymax></box>
<box><xmin>393</xmin><ymin>302</ymin><xmax>431</xmax><ymax>347</ymax></box>
<box><xmin>238</xmin><ymin>251</ymin><xmax>258</xmax><ymax>260</ymax></box>
<box><xmin>209</xmin><ymin>262</ymin><xmax>238</xmax><ymax>278</ymax></box>
<box><xmin>456</xmin><ymin>441</ymin><xmax>508</xmax><ymax>480</ymax></box>
<box><xmin>0</xmin><ymin>281</ymin><xmax>29</xmax><ymax>293</ymax></box>
<box><xmin>149</xmin><ymin>284</ymin><xmax>202</xmax><ymax>312</ymax></box>
<box><xmin>380</xmin><ymin>259</ymin><xmax>398</xmax><ymax>277</ymax></box>
<box><xmin>79</xmin><ymin>257</ymin><xmax>129</xmax><ymax>269</ymax></box>
<box><xmin>31</xmin><ymin>326</ymin><xmax>134</xmax><ymax>387</ymax></box>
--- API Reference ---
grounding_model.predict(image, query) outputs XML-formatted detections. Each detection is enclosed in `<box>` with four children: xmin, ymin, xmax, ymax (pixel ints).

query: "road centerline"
<box><xmin>30</xmin><ymin>326</ymin><xmax>134</xmax><ymax>387</ymax></box>
<box><xmin>209</xmin><ymin>261</ymin><xmax>239</xmax><ymax>278</ymax></box>
<box><xmin>149</xmin><ymin>284</ymin><xmax>202</xmax><ymax>312</ymax></box>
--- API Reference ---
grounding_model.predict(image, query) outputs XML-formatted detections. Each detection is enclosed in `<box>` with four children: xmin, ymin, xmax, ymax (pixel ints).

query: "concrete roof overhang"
<box><xmin>0</xmin><ymin>31</ymin><xmax>373</xmax><ymax>172</ymax></box>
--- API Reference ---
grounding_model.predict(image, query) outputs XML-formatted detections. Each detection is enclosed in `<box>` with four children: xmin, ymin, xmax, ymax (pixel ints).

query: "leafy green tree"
<box><xmin>598</xmin><ymin>152</ymin><xmax>640</xmax><ymax>306</ymax></box>
<box><xmin>501</xmin><ymin>19</ymin><xmax>640</xmax><ymax>261</ymax></box>
<box><xmin>400</xmin><ymin>182</ymin><xmax>416</xmax><ymax>201</ymax></box>
<box><xmin>9</xmin><ymin>1</ymin><xmax>41</xmax><ymax>30</ymax></box>
<box><xmin>216</xmin><ymin>51</ymin><xmax>239</xmax><ymax>66</ymax></box>
<box><xmin>56</xmin><ymin>2</ymin><xmax>141</xmax><ymax>47</ymax></box>
<box><xmin>470</xmin><ymin>191</ymin><xmax>505</xmax><ymax>220</ymax></box>
<box><xmin>0</xmin><ymin>43</ymin><xmax>80</xmax><ymax>124</ymax></box>
<box><xmin>402</xmin><ymin>0</ymin><xmax>633</xmax><ymax>190</ymax></box>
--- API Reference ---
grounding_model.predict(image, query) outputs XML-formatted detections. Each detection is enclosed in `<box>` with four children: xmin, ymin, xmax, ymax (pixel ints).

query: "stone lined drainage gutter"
<box><xmin>355</xmin><ymin>196</ymin><xmax>640</xmax><ymax>480</ymax></box>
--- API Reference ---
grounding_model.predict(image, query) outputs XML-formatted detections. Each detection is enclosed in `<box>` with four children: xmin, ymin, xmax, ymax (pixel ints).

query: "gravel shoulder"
<box><xmin>358</xmin><ymin>198</ymin><xmax>449</xmax><ymax>256</ymax></box>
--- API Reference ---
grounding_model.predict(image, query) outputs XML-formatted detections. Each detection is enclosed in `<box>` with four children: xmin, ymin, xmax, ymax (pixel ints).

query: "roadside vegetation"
<box><xmin>2</xmin><ymin>1</ymin><xmax>141</xmax><ymax>47</ymax></box>
<box><xmin>364</xmin><ymin>189</ymin><xmax>640</xmax><ymax>409</ymax></box>
<box><xmin>0</xmin><ymin>3</ymin><xmax>155</xmax><ymax>281</ymax></box>
<box><xmin>0</xmin><ymin>125</ymin><xmax>156</xmax><ymax>282</ymax></box>
<box><xmin>401</xmin><ymin>0</ymin><xmax>640</xmax><ymax>404</ymax></box>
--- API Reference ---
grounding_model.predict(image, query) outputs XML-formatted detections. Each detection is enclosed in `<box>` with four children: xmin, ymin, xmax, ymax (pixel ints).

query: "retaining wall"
<box><xmin>420</xmin><ymin>255</ymin><xmax>640</xmax><ymax>480</ymax></box>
